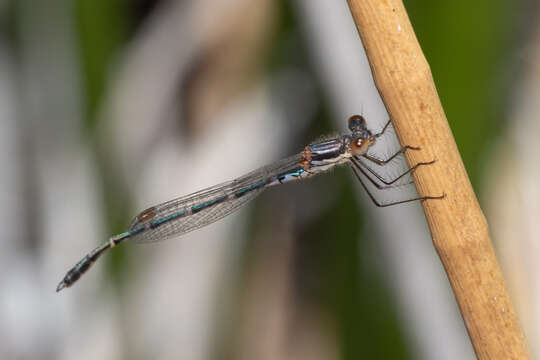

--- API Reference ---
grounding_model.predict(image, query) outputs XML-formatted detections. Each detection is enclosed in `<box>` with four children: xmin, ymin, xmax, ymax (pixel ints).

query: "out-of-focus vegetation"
<box><xmin>0</xmin><ymin>0</ymin><xmax>531</xmax><ymax>359</ymax></box>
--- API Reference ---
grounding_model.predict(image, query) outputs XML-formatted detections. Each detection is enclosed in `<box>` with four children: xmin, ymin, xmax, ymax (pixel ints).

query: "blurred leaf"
<box><xmin>75</xmin><ymin>0</ymin><xmax>130</xmax><ymax>129</ymax></box>
<box><xmin>406</xmin><ymin>0</ymin><xmax>516</xmax><ymax>187</ymax></box>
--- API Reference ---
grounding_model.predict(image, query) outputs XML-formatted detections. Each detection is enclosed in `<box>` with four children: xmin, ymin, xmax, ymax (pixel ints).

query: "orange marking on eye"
<box><xmin>351</xmin><ymin>138</ymin><xmax>364</xmax><ymax>150</ymax></box>
<box><xmin>350</xmin><ymin>136</ymin><xmax>374</xmax><ymax>156</ymax></box>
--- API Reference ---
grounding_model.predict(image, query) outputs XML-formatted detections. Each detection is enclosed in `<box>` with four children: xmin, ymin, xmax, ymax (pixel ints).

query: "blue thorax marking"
<box><xmin>277</xmin><ymin>168</ymin><xmax>305</xmax><ymax>182</ymax></box>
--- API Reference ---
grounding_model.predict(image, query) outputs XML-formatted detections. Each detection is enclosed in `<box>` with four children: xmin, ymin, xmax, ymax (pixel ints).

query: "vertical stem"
<box><xmin>345</xmin><ymin>0</ymin><xmax>531</xmax><ymax>358</ymax></box>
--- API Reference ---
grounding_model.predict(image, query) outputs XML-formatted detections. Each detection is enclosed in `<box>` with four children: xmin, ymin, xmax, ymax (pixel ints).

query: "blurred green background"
<box><xmin>1</xmin><ymin>1</ymin><xmax>536</xmax><ymax>359</ymax></box>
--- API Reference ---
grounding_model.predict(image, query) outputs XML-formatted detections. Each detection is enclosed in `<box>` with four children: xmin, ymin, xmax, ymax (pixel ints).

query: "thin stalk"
<box><xmin>345</xmin><ymin>0</ymin><xmax>531</xmax><ymax>358</ymax></box>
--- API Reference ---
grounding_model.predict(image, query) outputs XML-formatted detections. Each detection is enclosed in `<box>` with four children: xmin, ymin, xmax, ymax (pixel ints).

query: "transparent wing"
<box><xmin>130</xmin><ymin>187</ymin><xmax>264</xmax><ymax>243</ymax></box>
<box><xmin>364</xmin><ymin>121</ymin><xmax>414</xmax><ymax>187</ymax></box>
<box><xmin>350</xmin><ymin>120</ymin><xmax>423</xmax><ymax>206</ymax></box>
<box><xmin>129</xmin><ymin>154</ymin><xmax>303</xmax><ymax>243</ymax></box>
<box><xmin>355</xmin><ymin>152</ymin><xmax>414</xmax><ymax>188</ymax></box>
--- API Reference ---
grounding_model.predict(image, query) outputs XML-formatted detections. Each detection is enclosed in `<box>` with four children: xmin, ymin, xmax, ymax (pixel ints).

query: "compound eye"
<box><xmin>350</xmin><ymin>136</ymin><xmax>371</xmax><ymax>155</ymax></box>
<box><xmin>348</xmin><ymin>115</ymin><xmax>367</xmax><ymax>132</ymax></box>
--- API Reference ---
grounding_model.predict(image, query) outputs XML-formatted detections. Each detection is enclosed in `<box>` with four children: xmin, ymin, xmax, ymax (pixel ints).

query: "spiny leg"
<box><xmin>362</xmin><ymin>145</ymin><xmax>421</xmax><ymax>166</ymax></box>
<box><xmin>352</xmin><ymin>156</ymin><xmax>436</xmax><ymax>186</ymax></box>
<box><xmin>350</xmin><ymin>164</ymin><xmax>445</xmax><ymax>207</ymax></box>
<box><xmin>350</xmin><ymin>158</ymin><xmax>411</xmax><ymax>190</ymax></box>
<box><xmin>374</xmin><ymin>119</ymin><xmax>393</xmax><ymax>137</ymax></box>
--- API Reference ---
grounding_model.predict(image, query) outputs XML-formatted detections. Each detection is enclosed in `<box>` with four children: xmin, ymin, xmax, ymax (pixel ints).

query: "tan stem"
<box><xmin>345</xmin><ymin>0</ymin><xmax>531</xmax><ymax>358</ymax></box>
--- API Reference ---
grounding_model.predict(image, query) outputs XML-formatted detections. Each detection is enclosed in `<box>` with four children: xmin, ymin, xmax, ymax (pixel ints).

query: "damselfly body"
<box><xmin>56</xmin><ymin>115</ymin><xmax>443</xmax><ymax>292</ymax></box>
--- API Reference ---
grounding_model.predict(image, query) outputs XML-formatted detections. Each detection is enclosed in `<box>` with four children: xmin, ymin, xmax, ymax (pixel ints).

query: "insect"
<box><xmin>56</xmin><ymin>115</ymin><xmax>444</xmax><ymax>292</ymax></box>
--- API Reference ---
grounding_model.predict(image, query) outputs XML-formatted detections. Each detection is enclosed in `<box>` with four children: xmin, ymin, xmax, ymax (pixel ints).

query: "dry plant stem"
<box><xmin>346</xmin><ymin>0</ymin><xmax>530</xmax><ymax>358</ymax></box>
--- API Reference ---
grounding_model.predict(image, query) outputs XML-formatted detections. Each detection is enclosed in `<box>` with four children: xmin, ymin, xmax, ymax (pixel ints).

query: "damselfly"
<box><xmin>56</xmin><ymin>115</ymin><xmax>444</xmax><ymax>292</ymax></box>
